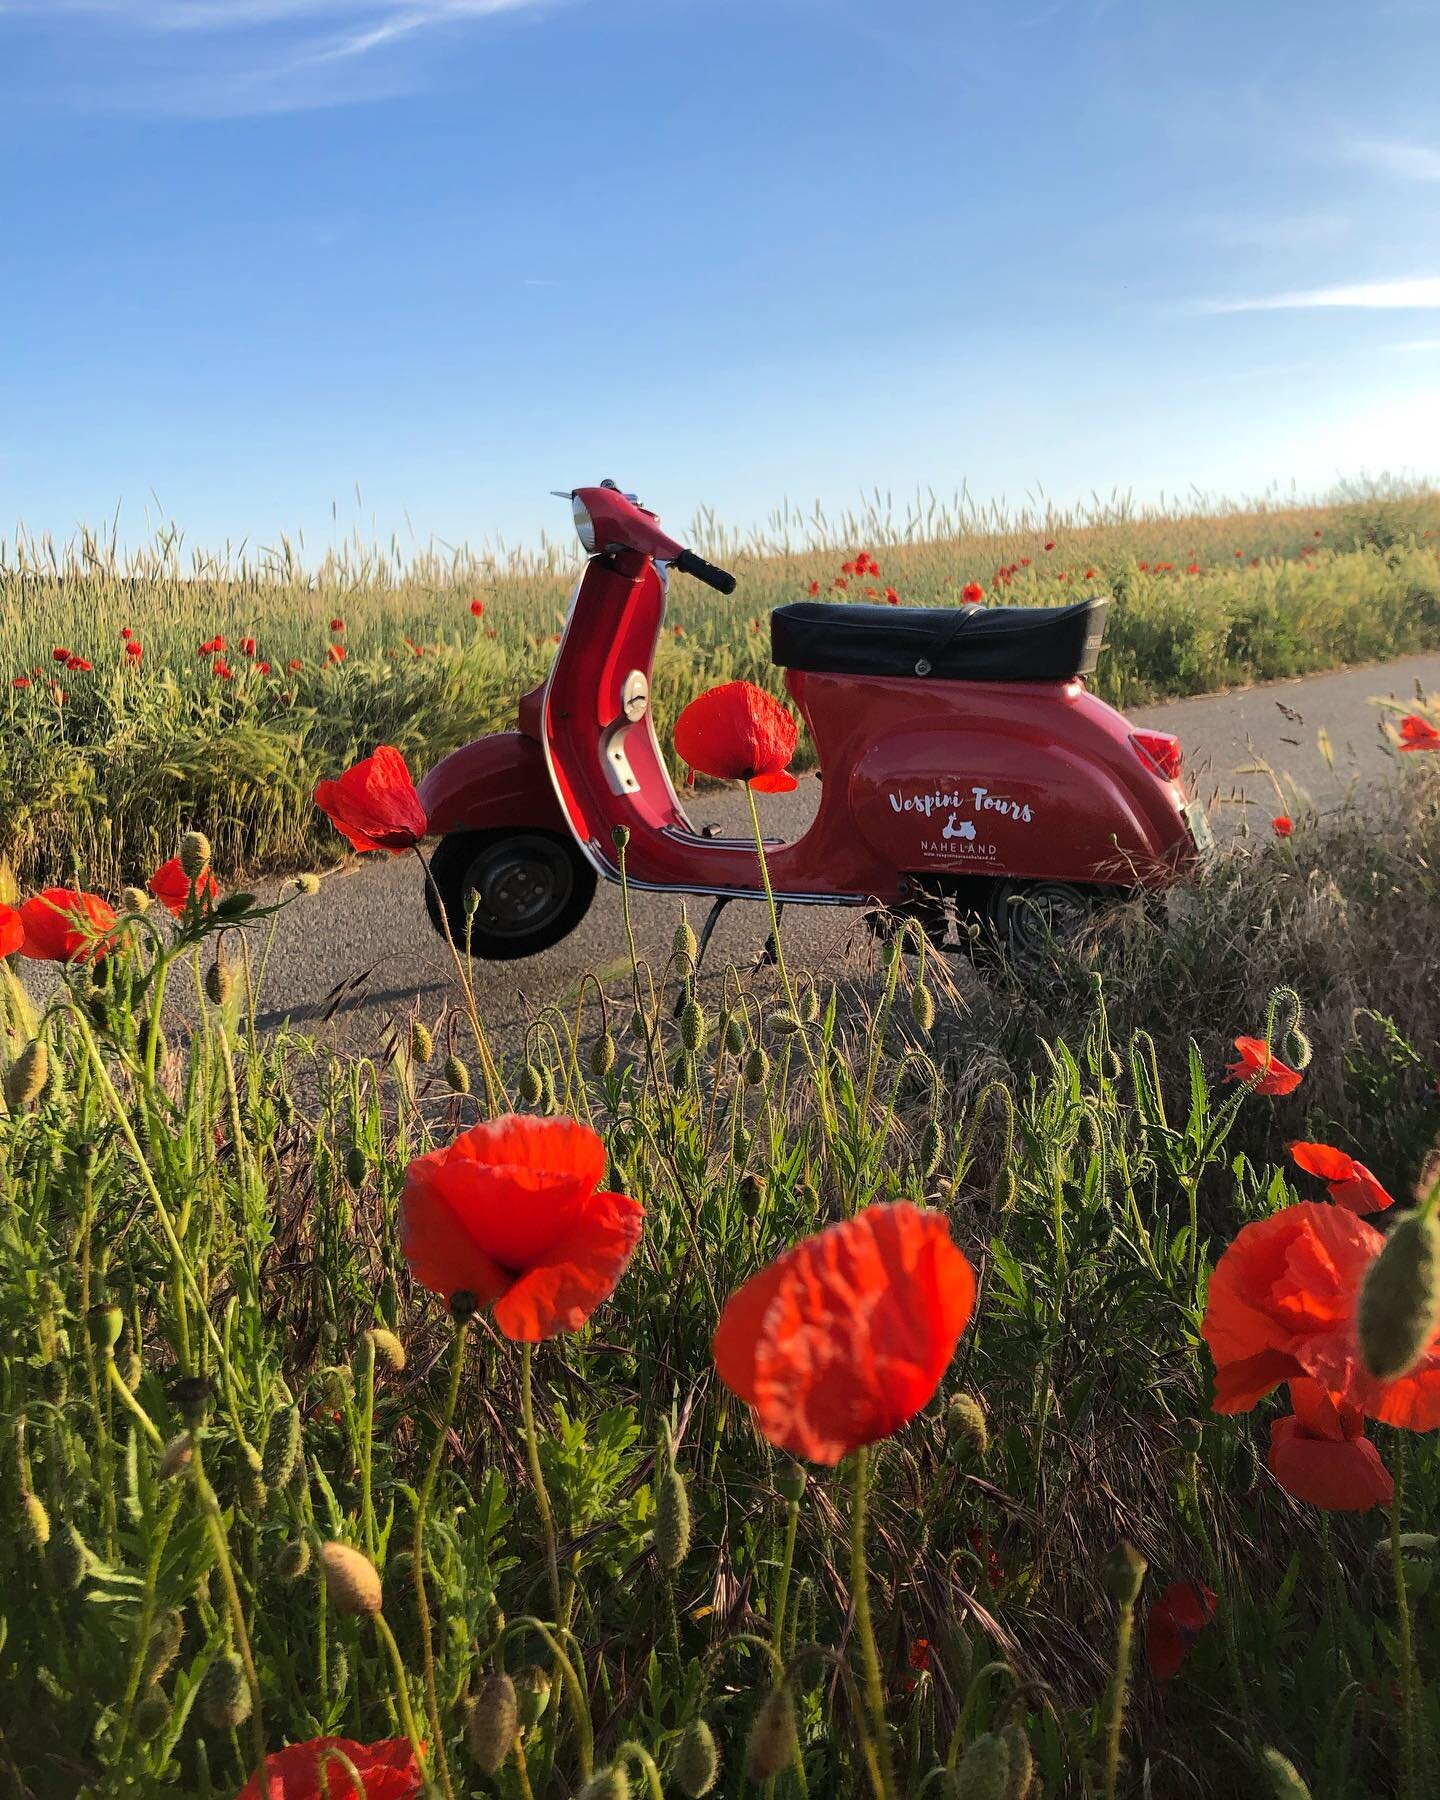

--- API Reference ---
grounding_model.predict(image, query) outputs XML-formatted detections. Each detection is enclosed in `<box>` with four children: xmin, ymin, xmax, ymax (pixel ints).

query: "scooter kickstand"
<box><xmin>672</xmin><ymin>896</ymin><xmax>731</xmax><ymax>1015</ymax></box>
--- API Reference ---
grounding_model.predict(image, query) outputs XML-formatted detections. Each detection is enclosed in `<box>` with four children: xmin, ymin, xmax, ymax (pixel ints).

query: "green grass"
<box><xmin>4</xmin><ymin>761</ymin><xmax>1440</xmax><ymax>1796</ymax></box>
<box><xmin>4</xmin><ymin>483</ymin><xmax>1440</xmax><ymax>892</ymax></box>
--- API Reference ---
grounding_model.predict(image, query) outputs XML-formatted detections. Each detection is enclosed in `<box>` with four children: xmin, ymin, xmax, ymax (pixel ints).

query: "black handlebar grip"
<box><xmin>674</xmin><ymin>548</ymin><xmax>737</xmax><ymax>595</ymax></box>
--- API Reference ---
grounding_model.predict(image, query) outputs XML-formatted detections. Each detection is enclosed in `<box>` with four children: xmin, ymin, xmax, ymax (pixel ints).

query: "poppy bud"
<box><xmin>88</xmin><ymin>1304</ymin><xmax>124</xmax><ymax>1352</ymax></box>
<box><xmin>673</xmin><ymin>1715</ymin><xmax>720</xmax><ymax>1796</ymax></box>
<box><xmin>743</xmin><ymin>1046</ymin><xmax>770</xmax><ymax>1086</ymax></box>
<box><xmin>673</xmin><ymin>912</ymin><xmax>699</xmax><ymax>964</ymax></box>
<box><xmin>578</xmin><ymin>1769</ymin><xmax>630</xmax><ymax>1800</ymax></box>
<box><xmin>519</xmin><ymin>1063</ymin><xmax>545</xmax><ymax>1106</ymax></box>
<box><xmin>199</xmin><ymin>1652</ymin><xmax>251</xmax><ymax>1730</ymax></box>
<box><xmin>589</xmin><ymin>1032</ymin><xmax>617</xmax><ymax>1077</ymax></box>
<box><xmin>443</xmin><ymin>1053</ymin><xmax>471</xmax><ymax>1094</ymax></box>
<box><xmin>798</xmin><ymin>986</ymin><xmax>820</xmax><ymax>1024</ymax></box>
<box><xmin>1260</xmin><ymin>1748</ymin><xmax>1314</xmax><ymax>1799</ymax></box>
<box><xmin>204</xmin><ymin>959</ymin><xmax>233</xmax><ymax>1006</ymax></box>
<box><xmin>319</xmin><ymin>1365</ymin><xmax>353</xmax><ymax>1410</ymax></box>
<box><xmin>1101</xmin><ymin>1540</ymin><xmax>1147</xmax><ymax>1609</ymax></box>
<box><xmin>680</xmin><ymin>997</ymin><xmax>707</xmax><ymax>1055</ymax></box>
<box><xmin>158</xmin><ymin>1434</ymin><xmax>193</xmax><ymax>1480</ymax></box>
<box><xmin>141</xmin><ymin>1608</ymin><xmax>185</xmax><ymax>1687</ymax></box>
<box><xmin>134</xmin><ymin>1689</ymin><xmax>171</xmax><ymax>1741</ymax></box>
<box><xmin>343</xmin><ymin>1146</ymin><xmax>368</xmax><ymax>1189</ymax></box>
<box><xmin>40</xmin><ymin>1359</ymin><xmax>68</xmax><ymax>1404</ymax></box>
<box><xmin>320</xmin><ymin>1540</ymin><xmax>382</xmax><ymax>1615</ymax></box>
<box><xmin>1002</xmin><ymin>1721</ymin><xmax>1034</xmax><ymax>1800</ymax></box>
<box><xmin>629</xmin><ymin>1007</ymin><xmax>651</xmax><ymax>1043</ymax></box>
<box><xmin>4</xmin><ymin>1038</ymin><xmax>49</xmax><ymax>1110</ymax></box>
<box><xmin>50</xmin><ymin>1520</ymin><xmax>90</xmax><ymax>1590</ymax></box>
<box><xmin>514</xmin><ymin>1664</ymin><xmax>552</xmax><ymax>1727</ymax></box>
<box><xmin>744</xmin><ymin>1688</ymin><xmax>796</xmax><ymax>1780</ymax></box>
<box><xmin>1358</xmin><ymin>1212</ymin><xmax>1440</xmax><ymax>1380</ymax></box>
<box><xmin>120</xmin><ymin>886</ymin><xmax>150</xmax><ymax>914</ymax></box>
<box><xmin>994</xmin><ymin>1167</ymin><xmax>1019</xmax><ymax>1211</ymax></box>
<box><xmin>21</xmin><ymin>1491</ymin><xmax>50</xmax><ymax>1549</ymax></box>
<box><xmin>409</xmin><ymin>1021</ymin><xmax>434</xmax><ymax>1064</ymax></box>
<box><xmin>262</xmin><ymin>1404</ymin><xmax>302</xmax><ymax>1489</ymax></box>
<box><xmin>466</xmin><ymin>1671</ymin><xmax>519</xmax><ymax>1773</ymax></box>
<box><xmin>776</xmin><ymin>1460</ymin><xmax>807</xmax><ymax>1504</ymax></box>
<box><xmin>367</xmin><ymin>1327</ymin><xmax>406</xmax><ymax>1372</ymax></box>
<box><xmin>655</xmin><ymin>1464</ymin><xmax>692</xmax><ymax>1572</ymax></box>
<box><xmin>910</xmin><ymin>984</ymin><xmax>936</xmax><ymax>1033</ymax></box>
<box><xmin>724</xmin><ymin>1016</ymin><xmax>746</xmax><ymax>1055</ymax></box>
<box><xmin>239</xmin><ymin>1444</ymin><xmax>268</xmax><ymax>1514</ymax></box>
<box><xmin>953</xmin><ymin>1731</ymin><xmax>1011</xmax><ymax>1799</ymax></box>
<box><xmin>179</xmin><ymin>832</ymin><xmax>212</xmax><ymax>882</ymax></box>
<box><xmin>276</xmin><ymin>1087</ymin><xmax>296</xmax><ymax>1125</ymax></box>
<box><xmin>274</xmin><ymin>1536</ymin><xmax>311</xmax><ymax>1581</ymax></box>
<box><xmin>946</xmin><ymin>1393</ymin><xmax>988</xmax><ymax>1458</ymax></box>
<box><xmin>294</xmin><ymin>872</ymin><xmax>321</xmax><ymax>896</ymax></box>
<box><xmin>767</xmin><ymin>1010</ymin><xmax>801</xmax><ymax>1037</ymax></box>
<box><xmin>612</xmin><ymin>825</ymin><xmax>630</xmax><ymax>850</ymax></box>
<box><xmin>920</xmin><ymin>1118</ymin><xmax>945</xmax><ymax>1178</ymax></box>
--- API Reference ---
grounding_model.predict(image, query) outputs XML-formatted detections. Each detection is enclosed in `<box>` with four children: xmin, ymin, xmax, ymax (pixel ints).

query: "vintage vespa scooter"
<box><xmin>418</xmin><ymin>481</ymin><xmax>1212</xmax><ymax>961</ymax></box>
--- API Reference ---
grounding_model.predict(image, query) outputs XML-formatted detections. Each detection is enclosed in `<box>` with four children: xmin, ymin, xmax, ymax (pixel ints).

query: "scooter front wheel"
<box><xmin>423</xmin><ymin>829</ymin><xmax>596</xmax><ymax>961</ymax></box>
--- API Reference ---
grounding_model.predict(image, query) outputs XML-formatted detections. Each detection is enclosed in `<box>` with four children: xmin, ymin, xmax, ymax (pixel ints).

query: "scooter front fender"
<box><xmin>418</xmin><ymin>732</ymin><xmax>568</xmax><ymax>838</ymax></box>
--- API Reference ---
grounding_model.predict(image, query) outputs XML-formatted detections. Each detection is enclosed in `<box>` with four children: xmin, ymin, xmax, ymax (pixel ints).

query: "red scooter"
<box><xmin>419</xmin><ymin>481</ymin><xmax>1211</xmax><ymax>961</ymax></box>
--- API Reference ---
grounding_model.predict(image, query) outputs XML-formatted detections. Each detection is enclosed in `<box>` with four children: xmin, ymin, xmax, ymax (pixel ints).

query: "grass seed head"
<box><xmin>319</xmin><ymin>1540</ymin><xmax>383</xmax><ymax>1615</ymax></box>
<box><xmin>744</xmin><ymin>1688</ymin><xmax>796</xmax><ymax>1780</ymax></box>
<box><xmin>673</xmin><ymin>1716</ymin><xmax>720</xmax><ymax>1796</ymax></box>
<box><xmin>1358</xmin><ymin>1211</ymin><xmax>1440</xmax><ymax>1380</ymax></box>
<box><xmin>655</xmin><ymin>1464</ymin><xmax>692</xmax><ymax>1572</ymax></box>
<box><xmin>179</xmin><ymin>831</ymin><xmax>212</xmax><ymax>881</ymax></box>
<box><xmin>466</xmin><ymin>1671</ymin><xmax>519</xmax><ymax>1774</ymax></box>
<box><xmin>199</xmin><ymin>1652</ymin><xmax>251</xmax><ymax>1730</ymax></box>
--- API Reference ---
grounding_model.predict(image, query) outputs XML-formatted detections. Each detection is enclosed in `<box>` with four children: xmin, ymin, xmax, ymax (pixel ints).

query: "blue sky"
<box><xmin>2</xmin><ymin>0</ymin><xmax>1439</xmax><ymax>559</ymax></box>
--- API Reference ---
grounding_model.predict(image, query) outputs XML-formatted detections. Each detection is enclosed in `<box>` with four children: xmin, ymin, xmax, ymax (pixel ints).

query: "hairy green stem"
<box><xmin>412</xmin><ymin>1319</ymin><xmax>468</xmax><ymax>1800</ymax></box>
<box><xmin>850</xmin><ymin>1447</ymin><xmax>896</xmax><ymax>1800</ymax></box>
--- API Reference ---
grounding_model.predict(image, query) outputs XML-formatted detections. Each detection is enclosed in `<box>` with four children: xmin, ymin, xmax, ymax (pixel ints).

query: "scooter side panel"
<box><xmin>417</xmin><ymin>732</ymin><xmax>568</xmax><ymax>837</ymax></box>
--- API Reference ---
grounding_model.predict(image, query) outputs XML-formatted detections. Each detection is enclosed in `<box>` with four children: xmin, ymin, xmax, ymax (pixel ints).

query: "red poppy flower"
<box><xmin>52</xmin><ymin>647</ymin><xmax>70</xmax><ymax>663</ymax></box>
<box><xmin>1145</xmin><ymin>1580</ymin><xmax>1216</xmax><ymax>1682</ymax></box>
<box><xmin>807</xmin><ymin>580</ymin><xmax>820</xmax><ymax>596</ymax></box>
<box><xmin>1156</xmin><ymin>562</ymin><xmax>1174</xmax><ymax>573</ymax></box>
<box><xmin>327</xmin><ymin>644</ymin><xmax>346</xmax><ymax>664</ymax></box>
<box><xmin>961</xmin><ymin>582</ymin><xmax>985</xmax><ymax>603</ymax></box>
<box><xmin>240</xmin><ymin>636</ymin><xmax>256</xmax><ymax>658</ymax></box>
<box><xmin>213</xmin><ymin>635</ymin><xmax>227</xmax><ymax>652</ymax></box>
<box><xmin>0</xmin><ymin>904</ymin><xmax>22</xmax><ymax>959</ymax></box>
<box><xmin>1202</xmin><ymin>1200</ymin><xmax>1440</xmax><ymax>1428</ymax></box>
<box><xmin>258</xmin><ymin>660</ymin><xmax>271</xmax><ymax>674</ymax></box>
<box><xmin>884</xmin><ymin>587</ymin><xmax>900</xmax><ymax>604</ymax></box>
<box><xmin>1313</xmin><ymin>529</ymin><xmax>1322</xmax><ymax>538</ymax></box>
<box><xmin>288</xmin><ymin>658</ymin><xmax>303</xmax><ymax>672</ymax></box>
<box><xmin>1268</xmin><ymin>1378</ymin><xmax>1393</xmax><ymax>1511</ymax></box>
<box><xmin>673</xmin><ymin>681</ymin><xmax>799</xmax><ymax>793</ymax></box>
<box><xmin>214</xmin><ymin>660</ymin><xmax>233</xmax><ymax>680</ymax></box>
<box><xmin>125</xmin><ymin>641</ymin><xmax>143</xmax><ymax>661</ymax></box>
<box><xmin>1224</xmin><ymin>1036</ymin><xmax>1302</xmax><ymax>1095</ymax></box>
<box><xmin>1272</xmin><ymin>815</ymin><xmax>1293</xmax><ymax>837</ymax></box>
<box><xmin>841</xmin><ymin>560</ymin><xmax>858</xmax><ymax>576</ymax></box>
<box><xmin>17</xmin><ymin>888</ymin><xmax>117</xmax><ymax>963</ymax></box>
<box><xmin>314</xmin><ymin>745</ymin><xmax>428</xmax><ymax>854</ymax></box>
<box><xmin>1138</xmin><ymin>561</ymin><xmax>1149</xmax><ymax>571</ymax></box>
<box><xmin>1044</xmin><ymin>541</ymin><xmax>1056</xmax><ymax>552</ymax></box>
<box><xmin>1084</xmin><ymin>568</ymin><xmax>1096</xmax><ymax>579</ymax></box>
<box><xmin>712</xmin><ymin>1202</ymin><xmax>975</xmax><ymax>1464</ymax></box>
<box><xmin>967</xmin><ymin>1527</ymin><xmax>1004</xmax><ymax>1592</ymax></box>
<box><xmin>1399</xmin><ymin>714</ymin><xmax>1440</xmax><ymax>752</ymax></box>
<box><xmin>148</xmin><ymin>857</ymin><xmax>219</xmax><ymax>916</ymax></box>
<box><xmin>1019</xmin><ymin>557</ymin><xmax>1031</xmax><ymax>568</ymax></box>
<box><xmin>831</xmin><ymin>578</ymin><xmax>849</xmax><ymax>591</ymax></box>
<box><xmin>400</xmin><ymin>1114</ymin><xmax>643</xmax><ymax>1340</ymax></box>
<box><xmin>1186</xmin><ymin>562</ymin><xmax>1200</xmax><ymax>575</ymax></box>
<box><xmin>470</xmin><ymin>599</ymin><xmax>485</xmax><ymax>617</ymax></box>
<box><xmin>120</xmin><ymin>626</ymin><xmax>132</xmax><ymax>639</ymax></box>
<box><xmin>908</xmin><ymin>1638</ymin><xmax>932</xmax><ymax>1672</ymax></box>
<box><xmin>1289</xmin><ymin>1142</ymin><xmax>1392</xmax><ymax>1214</ymax></box>
<box><xmin>12</xmin><ymin>676</ymin><xmax>30</xmax><ymax>689</ymax></box>
<box><xmin>674</xmin><ymin>624</ymin><xmax>685</xmax><ymax>638</ymax></box>
<box><xmin>330</xmin><ymin>617</ymin><xmax>345</xmax><ymax>633</ymax></box>
<box><xmin>235</xmin><ymin>1736</ymin><xmax>424</xmax><ymax>1800</ymax></box>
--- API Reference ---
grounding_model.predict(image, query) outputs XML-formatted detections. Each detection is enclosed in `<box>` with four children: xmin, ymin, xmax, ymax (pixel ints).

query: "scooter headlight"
<box><xmin>572</xmin><ymin>495</ymin><xmax>596</xmax><ymax>555</ymax></box>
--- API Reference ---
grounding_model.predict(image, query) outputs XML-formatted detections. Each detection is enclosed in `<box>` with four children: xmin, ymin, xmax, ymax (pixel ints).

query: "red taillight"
<box><xmin>1131</xmin><ymin>729</ymin><xmax>1183</xmax><ymax>782</ymax></box>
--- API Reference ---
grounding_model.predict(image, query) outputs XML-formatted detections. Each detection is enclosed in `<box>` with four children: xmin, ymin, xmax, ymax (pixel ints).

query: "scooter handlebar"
<box><xmin>673</xmin><ymin>547</ymin><xmax>737</xmax><ymax>595</ymax></box>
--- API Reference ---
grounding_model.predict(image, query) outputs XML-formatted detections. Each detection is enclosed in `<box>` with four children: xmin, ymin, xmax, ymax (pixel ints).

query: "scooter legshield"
<box><xmin>417</xmin><ymin>731</ymin><xmax>568</xmax><ymax>837</ymax></box>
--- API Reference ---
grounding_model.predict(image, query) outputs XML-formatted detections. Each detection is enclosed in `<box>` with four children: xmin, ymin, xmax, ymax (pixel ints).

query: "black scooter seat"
<box><xmin>770</xmin><ymin>596</ymin><xmax>1109</xmax><ymax>683</ymax></box>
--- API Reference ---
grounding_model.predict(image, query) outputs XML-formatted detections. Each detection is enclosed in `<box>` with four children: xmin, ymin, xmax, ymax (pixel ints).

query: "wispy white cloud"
<box><xmin>1345</xmin><ymin>138</ymin><xmax>1440</xmax><ymax>182</ymax></box>
<box><xmin>1202</xmin><ymin>277</ymin><xmax>1440</xmax><ymax>314</ymax></box>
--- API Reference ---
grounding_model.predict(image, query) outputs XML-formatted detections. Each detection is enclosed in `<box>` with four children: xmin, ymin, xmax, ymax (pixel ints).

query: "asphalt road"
<box><xmin>240</xmin><ymin>650</ymin><xmax>1440</xmax><ymax>1056</ymax></box>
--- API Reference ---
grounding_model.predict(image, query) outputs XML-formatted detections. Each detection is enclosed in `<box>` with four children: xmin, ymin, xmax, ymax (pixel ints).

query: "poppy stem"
<box><xmin>1390</xmin><ymin>1446</ymin><xmax>1423</xmax><ymax>1800</ymax></box>
<box><xmin>412</xmin><ymin>846</ymin><xmax>505</xmax><ymax>1116</ymax></box>
<box><xmin>188</xmin><ymin>1428</ymin><xmax>268</xmax><ymax>1784</ymax></box>
<box><xmin>522</xmin><ymin>1342</ymin><xmax>565</xmax><ymax>1628</ymax></box>
<box><xmin>371</xmin><ymin>1611</ymin><xmax>430</xmax><ymax>1783</ymax></box>
<box><xmin>1101</xmin><ymin>1589</ymin><xmax>1136</xmax><ymax>1800</ymax></box>
<box><xmin>849</xmin><ymin>1446</ymin><xmax>897</xmax><ymax>1800</ymax></box>
<box><xmin>412</xmin><ymin>1318</ymin><xmax>468</xmax><ymax>1800</ymax></box>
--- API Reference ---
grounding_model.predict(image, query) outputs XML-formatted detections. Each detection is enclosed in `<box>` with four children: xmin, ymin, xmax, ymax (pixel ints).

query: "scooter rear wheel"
<box><xmin>423</xmin><ymin>829</ymin><xmax>596</xmax><ymax>961</ymax></box>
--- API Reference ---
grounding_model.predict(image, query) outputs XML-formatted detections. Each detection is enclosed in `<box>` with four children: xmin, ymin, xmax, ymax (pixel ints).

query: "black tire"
<box><xmin>984</xmin><ymin>878</ymin><xmax>1111</xmax><ymax>963</ymax></box>
<box><xmin>423</xmin><ymin>829</ymin><xmax>596</xmax><ymax>961</ymax></box>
